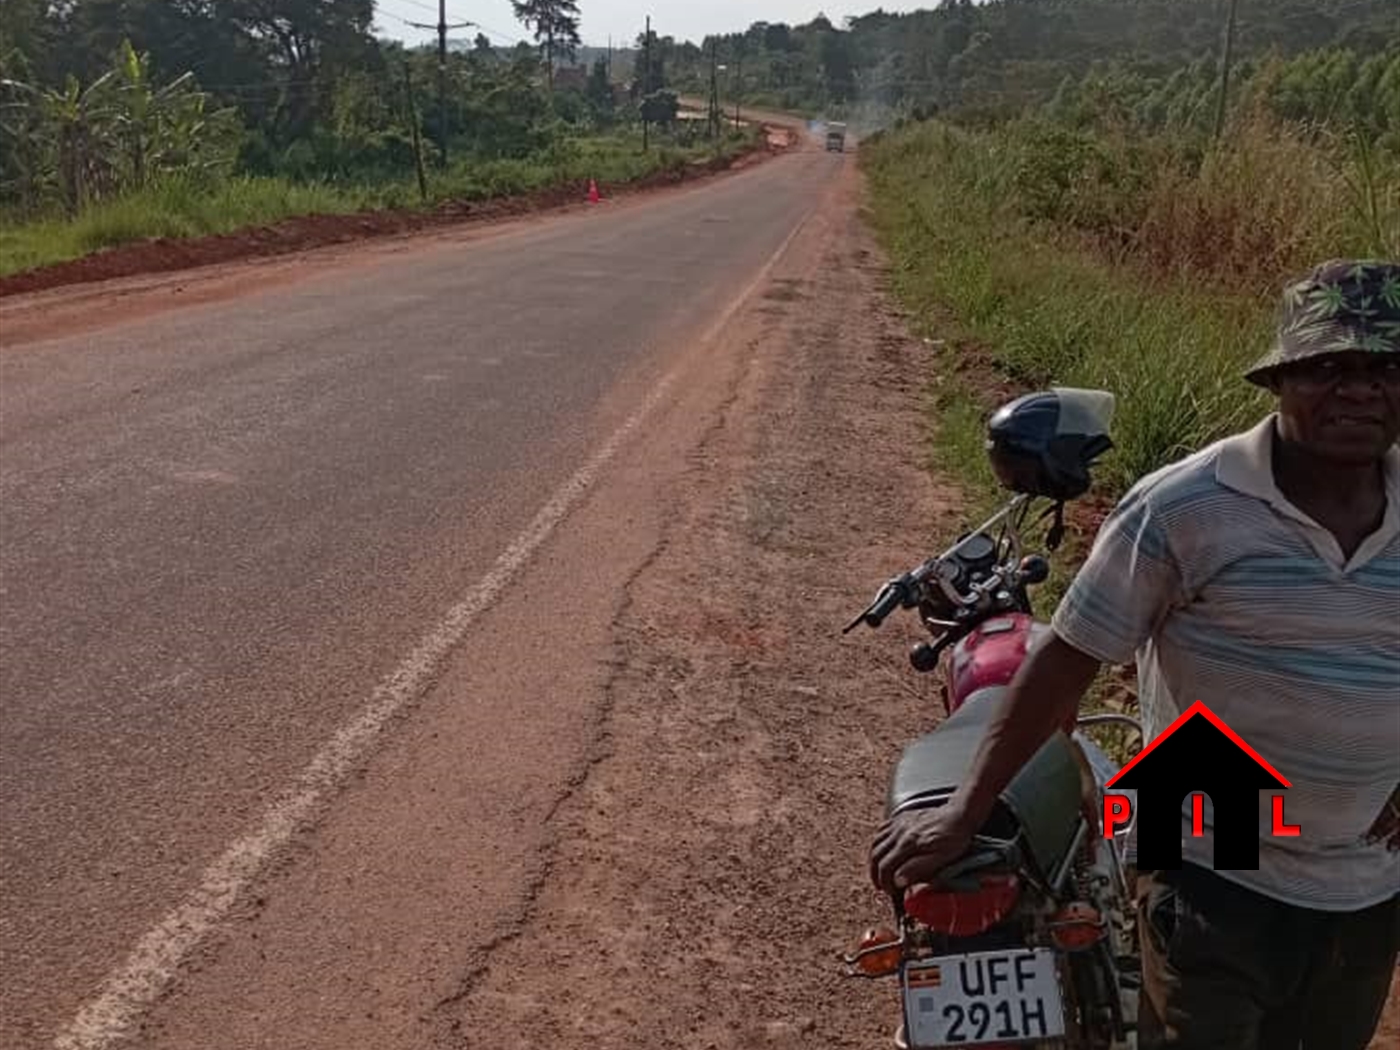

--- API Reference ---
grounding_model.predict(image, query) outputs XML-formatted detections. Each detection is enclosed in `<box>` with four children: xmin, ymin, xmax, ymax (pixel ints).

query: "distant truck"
<box><xmin>825</xmin><ymin>121</ymin><xmax>847</xmax><ymax>152</ymax></box>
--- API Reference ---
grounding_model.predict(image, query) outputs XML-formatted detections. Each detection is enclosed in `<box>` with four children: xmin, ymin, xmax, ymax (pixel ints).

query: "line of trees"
<box><xmin>663</xmin><ymin>0</ymin><xmax>1398</xmax><ymax>129</ymax></box>
<box><xmin>1047</xmin><ymin>48</ymin><xmax>1400</xmax><ymax>147</ymax></box>
<box><xmin>7</xmin><ymin>0</ymin><xmax>1392</xmax><ymax>217</ymax></box>
<box><xmin>0</xmin><ymin>0</ymin><xmax>702</xmax><ymax>215</ymax></box>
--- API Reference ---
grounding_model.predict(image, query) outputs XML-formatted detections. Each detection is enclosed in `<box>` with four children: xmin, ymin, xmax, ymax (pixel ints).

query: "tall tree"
<box><xmin>511</xmin><ymin>0</ymin><xmax>581</xmax><ymax>93</ymax></box>
<box><xmin>0</xmin><ymin>0</ymin><xmax>53</xmax><ymax>79</ymax></box>
<box><xmin>221</xmin><ymin>0</ymin><xmax>376</xmax><ymax>136</ymax></box>
<box><xmin>585</xmin><ymin>54</ymin><xmax>612</xmax><ymax>121</ymax></box>
<box><xmin>632</xmin><ymin>27</ymin><xmax>666</xmax><ymax>97</ymax></box>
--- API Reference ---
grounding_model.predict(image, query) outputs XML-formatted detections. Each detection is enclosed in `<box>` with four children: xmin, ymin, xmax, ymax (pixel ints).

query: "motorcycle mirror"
<box><xmin>1019</xmin><ymin>554</ymin><xmax>1050</xmax><ymax>585</ymax></box>
<box><xmin>909</xmin><ymin>642</ymin><xmax>941</xmax><ymax>673</ymax></box>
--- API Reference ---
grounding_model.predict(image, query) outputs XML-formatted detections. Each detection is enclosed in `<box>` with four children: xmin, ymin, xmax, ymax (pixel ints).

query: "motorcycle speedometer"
<box><xmin>950</xmin><ymin>532</ymin><xmax>998</xmax><ymax>578</ymax></box>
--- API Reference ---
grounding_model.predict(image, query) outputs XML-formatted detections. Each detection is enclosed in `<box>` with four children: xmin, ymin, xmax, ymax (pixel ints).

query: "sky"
<box><xmin>373</xmin><ymin>0</ymin><xmax>936</xmax><ymax>51</ymax></box>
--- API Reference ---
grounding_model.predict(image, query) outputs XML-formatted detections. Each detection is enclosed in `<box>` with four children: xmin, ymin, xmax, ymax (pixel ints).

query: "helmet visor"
<box><xmin>1051</xmin><ymin>387</ymin><xmax>1116</xmax><ymax>439</ymax></box>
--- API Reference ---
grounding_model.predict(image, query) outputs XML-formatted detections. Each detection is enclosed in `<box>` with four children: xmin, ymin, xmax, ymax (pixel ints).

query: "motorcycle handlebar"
<box><xmin>844</xmin><ymin>493</ymin><xmax>1042</xmax><ymax>634</ymax></box>
<box><xmin>864</xmin><ymin>579</ymin><xmax>906</xmax><ymax>626</ymax></box>
<box><xmin>843</xmin><ymin>575</ymin><xmax>920</xmax><ymax>633</ymax></box>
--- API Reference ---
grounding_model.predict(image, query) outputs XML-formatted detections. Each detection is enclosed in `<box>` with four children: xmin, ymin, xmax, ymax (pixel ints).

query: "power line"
<box><xmin>192</xmin><ymin>78</ymin><xmax>322</xmax><ymax>93</ymax></box>
<box><xmin>377</xmin><ymin>10</ymin><xmax>421</xmax><ymax>28</ymax></box>
<box><xmin>380</xmin><ymin>3</ymin><xmax>608</xmax><ymax>54</ymax></box>
<box><xmin>379</xmin><ymin>6</ymin><xmax>517</xmax><ymax>49</ymax></box>
<box><xmin>379</xmin><ymin>0</ymin><xmax>445</xmax><ymax>16</ymax></box>
<box><xmin>375</xmin><ymin>1</ymin><xmax>460</xmax><ymax>35</ymax></box>
<box><xmin>472</xmin><ymin>22</ymin><xmax>531</xmax><ymax>47</ymax></box>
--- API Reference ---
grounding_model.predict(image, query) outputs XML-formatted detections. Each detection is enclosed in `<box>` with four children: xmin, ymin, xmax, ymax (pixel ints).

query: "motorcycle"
<box><xmin>840</xmin><ymin>388</ymin><xmax>1143</xmax><ymax>1050</ymax></box>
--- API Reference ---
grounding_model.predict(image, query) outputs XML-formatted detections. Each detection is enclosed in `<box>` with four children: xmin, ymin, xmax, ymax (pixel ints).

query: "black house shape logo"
<box><xmin>1107</xmin><ymin>701</ymin><xmax>1290</xmax><ymax>870</ymax></box>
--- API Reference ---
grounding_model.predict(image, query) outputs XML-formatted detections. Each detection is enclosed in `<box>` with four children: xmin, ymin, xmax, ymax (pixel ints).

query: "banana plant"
<box><xmin>112</xmin><ymin>39</ymin><xmax>207</xmax><ymax>188</ymax></box>
<box><xmin>2</xmin><ymin>39</ymin><xmax>239</xmax><ymax>213</ymax></box>
<box><xmin>1</xmin><ymin>69</ymin><xmax>119</xmax><ymax>213</ymax></box>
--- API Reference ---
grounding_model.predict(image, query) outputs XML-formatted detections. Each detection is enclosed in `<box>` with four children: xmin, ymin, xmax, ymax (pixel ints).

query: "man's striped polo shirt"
<box><xmin>1052</xmin><ymin>412</ymin><xmax>1400</xmax><ymax>910</ymax></box>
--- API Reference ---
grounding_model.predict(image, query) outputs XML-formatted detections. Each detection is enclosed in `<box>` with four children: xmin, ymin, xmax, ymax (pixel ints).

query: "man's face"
<box><xmin>1270</xmin><ymin>352</ymin><xmax>1400</xmax><ymax>464</ymax></box>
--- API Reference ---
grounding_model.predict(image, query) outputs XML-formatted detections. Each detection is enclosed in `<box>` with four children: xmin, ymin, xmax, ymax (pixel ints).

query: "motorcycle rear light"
<box><xmin>1048</xmin><ymin>902</ymin><xmax>1107</xmax><ymax>951</ymax></box>
<box><xmin>903</xmin><ymin>873</ymin><xmax>1020</xmax><ymax>937</ymax></box>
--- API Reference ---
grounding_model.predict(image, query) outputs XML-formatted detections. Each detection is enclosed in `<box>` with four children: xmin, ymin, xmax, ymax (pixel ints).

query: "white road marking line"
<box><xmin>54</xmin><ymin>198</ymin><xmax>815</xmax><ymax>1050</ymax></box>
<box><xmin>53</xmin><ymin>375</ymin><xmax>673</xmax><ymax>1050</ymax></box>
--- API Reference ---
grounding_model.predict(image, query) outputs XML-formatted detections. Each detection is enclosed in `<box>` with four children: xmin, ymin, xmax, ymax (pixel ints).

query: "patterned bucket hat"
<box><xmin>1245</xmin><ymin>259</ymin><xmax>1400</xmax><ymax>386</ymax></box>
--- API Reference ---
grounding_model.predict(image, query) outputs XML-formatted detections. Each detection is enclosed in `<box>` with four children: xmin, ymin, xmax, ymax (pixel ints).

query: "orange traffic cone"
<box><xmin>587</xmin><ymin>178</ymin><xmax>601</xmax><ymax>204</ymax></box>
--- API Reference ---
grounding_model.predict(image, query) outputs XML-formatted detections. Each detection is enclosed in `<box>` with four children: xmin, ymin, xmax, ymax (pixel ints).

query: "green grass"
<box><xmin>864</xmin><ymin>120</ymin><xmax>1279</xmax><ymax>503</ymax></box>
<box><xmin>0</xmin><ymin>177</ymin><xmax>364</xmax><ymax>276</ymax></box>
<box><xmin>0</xmin><ymin>127</ymin><xmax>760</xmax><ymax>278</ymax></box>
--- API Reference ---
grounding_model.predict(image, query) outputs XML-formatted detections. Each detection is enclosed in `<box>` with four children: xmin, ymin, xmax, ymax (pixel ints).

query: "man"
<box><xmin>870</xmin><ymin>259</ymin><xmax>1400</xmax><ymax>1049</ymax></box>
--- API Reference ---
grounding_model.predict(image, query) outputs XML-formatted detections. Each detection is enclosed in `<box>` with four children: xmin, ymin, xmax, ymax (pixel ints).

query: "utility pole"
<box><xmin>734</xmin><ymin>51</ymin><xmax>742</xmax><ymax>129</ymax></box>
<box><xmin>708</xmin><ymin>40</ymin><xmax>719</xmax><ymax>139</ymax></box>
<box><xmin>407</xmin><ymin>2</ymin><xmax>475</xmax><ymax>168</ymax></box>
<box><xmin>437</xmin><ymin>0</ymin><xmax>448</xmax><ymax>166</ymax></box>
<box><xmin>1212</xmin><ymin>0</ymin><xmax>1240</xmax><ymax>143</ymax></box>
<box><xmin>642</xmin><ymin>16</ymin><xmax>651</xmax><ymax>152</ymax></box>
<box><xmin>403</xmin><ymin>62</ymin><xmax>429</xmax><ymax>202</ymax></box>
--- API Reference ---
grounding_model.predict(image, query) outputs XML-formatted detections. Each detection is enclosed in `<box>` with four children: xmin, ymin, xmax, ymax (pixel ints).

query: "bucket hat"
<box><xmin>1245</xmin><ymin>259</ymin><xmax>1400</xmax><ymax>386</ymax></box>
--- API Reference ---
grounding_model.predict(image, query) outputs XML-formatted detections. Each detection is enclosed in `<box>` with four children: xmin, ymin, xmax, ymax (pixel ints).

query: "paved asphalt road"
<box><xmin>0</xmin><ymin>144</ymin><xmax>842</xmax><ymax>1048</ymax></box>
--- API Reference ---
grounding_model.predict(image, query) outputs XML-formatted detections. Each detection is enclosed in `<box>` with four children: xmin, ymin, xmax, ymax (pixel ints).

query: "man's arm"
<box><xmin>871</xmin><ymin>478</ymin><xmax>1185</xmax><ymax>897</ymax></box>
<box><xmin>869</xmin><ymin>632</ymin><xmax>1101</xmax><ymax>896</ymax></box>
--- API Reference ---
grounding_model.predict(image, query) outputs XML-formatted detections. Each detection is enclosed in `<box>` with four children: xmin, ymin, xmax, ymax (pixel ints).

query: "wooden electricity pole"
<box><xmin>642</xmin><ymin>16</ymin><xmax>652</xmax><ymax>152</ymax></box>
<box><xmin>708</xmin><ymin>40</ymin><xmax>719</xmax><ymax>139</ymax></box>
<box><xmin>407</xmin><ymin>2</ymin><xmax>475</xmax><ymax>168</ymax></box>
<box><xmin>1212</xmin><ymin>0</ymin><xmax>1240</xmax><ymax>143</ymax></box>
<box><xmin>734</xmin><ymin>51</ymin><xmax>742</xmax><ymax>128</ymax></box>
<box><xmin>403</xmin><ymin>62</ymin><xmax>429</xmax><ymax>201</ymax></box>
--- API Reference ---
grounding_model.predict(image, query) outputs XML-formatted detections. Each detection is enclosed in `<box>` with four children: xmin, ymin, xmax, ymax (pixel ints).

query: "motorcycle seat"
<box><xmin>886</xmin><ymin>686</ymin><xmax>1084</xmax><ymax>883</ymax></box>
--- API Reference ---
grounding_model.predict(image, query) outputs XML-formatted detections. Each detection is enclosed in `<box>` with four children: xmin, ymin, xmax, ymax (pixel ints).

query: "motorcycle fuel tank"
<box><xmin>947</xmin><ymin>614</ymin><xmax>1051</xmax><ymax>713</ymax></box>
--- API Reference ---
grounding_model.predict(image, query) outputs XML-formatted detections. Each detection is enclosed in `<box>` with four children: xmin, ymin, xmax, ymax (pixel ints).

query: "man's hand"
<box><xmin>867</xmin><ymin>635</ymin><xmax>1101</xmax><ymax>900</ymax></box>
<box><xmin>1363</xmin><ymin>785</ymin><xmax>1400</xmax><ymax>851</ymax></box>
<box><xmin>870</xmin><ymin>804</ymin><xmax>979</xmax><ymax>899</ymax></box>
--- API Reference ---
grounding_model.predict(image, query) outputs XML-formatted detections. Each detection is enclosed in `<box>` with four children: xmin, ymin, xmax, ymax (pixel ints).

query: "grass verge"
<box><xmin>0</xmin><ymin>128</ymin><xmax>759</xmax><ymax>278</ymax></box>
<box><xmin>863</xmin><ymin>120</ymin><xmax>1285</xmax><ymax>506</ymax></box>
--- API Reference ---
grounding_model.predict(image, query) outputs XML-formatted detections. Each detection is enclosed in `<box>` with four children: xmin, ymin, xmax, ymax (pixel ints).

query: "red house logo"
<box><xmin>1102</xmin><ymin>701</ymin><xmax>1299</xmax><ymax>870</ymax></box>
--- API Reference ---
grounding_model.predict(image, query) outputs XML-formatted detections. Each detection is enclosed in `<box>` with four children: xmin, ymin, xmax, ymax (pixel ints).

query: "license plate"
<box><xmin>902</xmin><ymin>948</ymin><xmax>1066</xmax><ymax>1047</ymax></box>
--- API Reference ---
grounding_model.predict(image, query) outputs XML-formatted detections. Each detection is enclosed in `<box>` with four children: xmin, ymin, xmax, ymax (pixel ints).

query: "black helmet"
<box><xmin>986</xmin><ymin>388</ymin><xmax>1115</xmax><ymax>500</ymax></box>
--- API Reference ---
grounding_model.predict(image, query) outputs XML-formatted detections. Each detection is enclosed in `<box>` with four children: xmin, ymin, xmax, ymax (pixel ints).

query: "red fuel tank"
<box><xmin>946</xmin><ymin>614</ymin><xmax>1052</xmax><ymax>713</ymax></box>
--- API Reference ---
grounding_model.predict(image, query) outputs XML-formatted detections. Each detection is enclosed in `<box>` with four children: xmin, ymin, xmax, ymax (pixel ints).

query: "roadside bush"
<box><xmin>864</xmin><ymin>119</ymin><xmax>1283</xmax><ymax>493</ymax></box>
<box><xmin>950</xmin><ymin>107</ymin><xmax>1397</xmax><ymax>295</ymax></box>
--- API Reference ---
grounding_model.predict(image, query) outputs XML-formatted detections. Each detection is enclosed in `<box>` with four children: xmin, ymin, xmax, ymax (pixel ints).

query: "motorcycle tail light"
<box><xmin>1048</xmin><ymin>902</ymin><xmax>1107</xmax><ymax>951</ymax></box>
<box><xmin>903</xmin><ymin>873</ymin><xmax>1020</xmax><ymax>937</ymax></box>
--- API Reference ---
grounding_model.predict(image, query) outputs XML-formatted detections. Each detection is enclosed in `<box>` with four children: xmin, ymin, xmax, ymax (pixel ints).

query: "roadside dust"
<box><xmin>435</xmin><ymin>168</ymin><xmax>965</xmax><ymax>1046</ymax></box>
<box><xmin>430</xmin><ymin>159</ymin><xmax>1400</xmax><ymax>1046</ymax></box>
